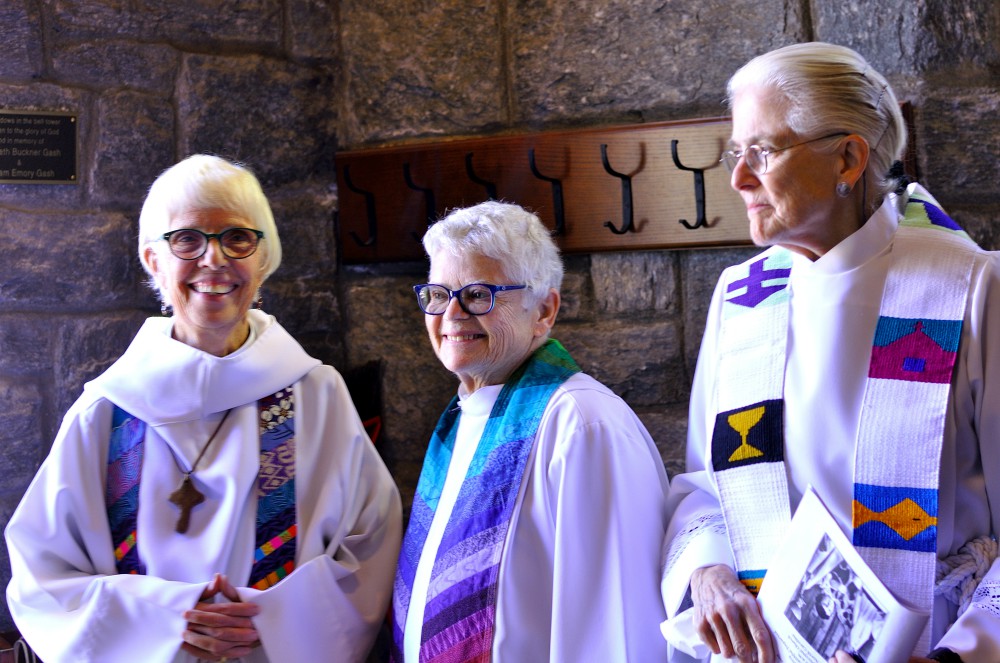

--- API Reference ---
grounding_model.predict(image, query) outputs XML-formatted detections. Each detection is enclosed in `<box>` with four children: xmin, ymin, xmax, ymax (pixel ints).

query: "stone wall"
<box><xmin>1</xmin><ymin>0</ymin><xmax>998</xmax><ymax>636</ymax></box>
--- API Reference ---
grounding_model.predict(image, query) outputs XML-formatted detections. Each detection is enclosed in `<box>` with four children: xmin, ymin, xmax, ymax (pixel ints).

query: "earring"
<box><xmin>160</xmin><ymin>303</ymin><xmax>173</xmax><ymax>317</ymax></box>
<box><xmin>836</xmin><ymin>181</ymin><xmax>852</xmax><ymax>197</ymax></box>
<box><xmin>254</xmin><ymin>291</ymin><xmax>264</xmax><ymax>310</ymax></box>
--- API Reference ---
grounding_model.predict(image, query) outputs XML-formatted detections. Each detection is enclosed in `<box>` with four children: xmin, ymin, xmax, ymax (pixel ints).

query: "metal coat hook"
<box><xmin>342</xmin><ymin>164</ymin><xmax>377</xmax><ymax>246</ymax></box>
<box><xmin>404</xmin><ymin>162</ymin><xmax>437</xmax><ymax>241</ymax></box>
<box><xmin>528</xmin><ymin>148</ymin><xmax>566</xmax><ymax>236</ymax></box>
<box><xmin>600</xmin><ymin>143</ymin><xmax>635</xmax><ymax>234</ymax></box>
<box><xmin>671</xmin><ymin>139</ymin><xmax>708</xmax><ymax>230</ymax></box>
<box><xmin>465</xmin><ymin>152</ymin><xmax>498</xmax><ymax>200</ymax></box>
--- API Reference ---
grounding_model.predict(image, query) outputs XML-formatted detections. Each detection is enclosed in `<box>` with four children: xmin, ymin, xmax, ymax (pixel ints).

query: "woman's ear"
<box><xmin>142</xmin><ymin>244</ymin><xmax>160</xmax><ymax>277</ymax></box>
<box><xmin>839</xmin><ymin>134</ymin><xmax>870</xmax><ymax>190</ymax></box>
<box><xmin>534</xmin><ymin>288</ymin><xmax>560</xmax><ymax>338</ymax></box>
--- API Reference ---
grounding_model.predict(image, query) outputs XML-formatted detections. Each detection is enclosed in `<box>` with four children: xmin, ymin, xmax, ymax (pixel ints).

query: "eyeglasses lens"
<box><xmin>417</xmin><ymin>284</ymin><xmax>494</xmax><ymax>315</ymax></box>
<box><xmin>721</xmin><ymin>146</ymin><xmax>766</xmax><ymax>174</ymax></box>
<box><xmin>218</xmin><ymin>228</ymin><xmax>259</xmax><ymax>258</ymax></box>
<box><xmin>458</xmin><ymin>284</ymin><xmax>493</xmax><ymax>314</ymax></box>
<box><xmin>167</xmin><ymin>228</ymin><xmax>260</xmax><ymax>260</ymax></box>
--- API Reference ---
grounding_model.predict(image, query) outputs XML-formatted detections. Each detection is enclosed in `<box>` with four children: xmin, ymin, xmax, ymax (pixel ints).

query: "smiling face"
<box><xmin>425</xmin><ymin>251</ymin><xmax>558</xmax><ymax>394</ymax></box>
<box><xmin>144</xmin><ymin>208</ymin><xmax>264</xmax><ymax>356</ymax></box>
<box><xmin>729</xmin><ymin>87</ymin><xmax>863</xmax><ymax>260</ymax></box>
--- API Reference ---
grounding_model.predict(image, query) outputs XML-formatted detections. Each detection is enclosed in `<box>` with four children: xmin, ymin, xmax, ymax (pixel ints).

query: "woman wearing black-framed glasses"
<box><xmin>6</xmin><ymin>155</ymin><xmax>402</xmax><ymax>663</ymax></box>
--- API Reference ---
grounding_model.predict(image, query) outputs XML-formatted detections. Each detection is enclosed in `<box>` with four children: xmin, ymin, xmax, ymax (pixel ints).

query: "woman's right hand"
<box><xmin>691</xmin><ymin>564</ymin><xmax>775</xmax><ymax>663</ymax></box>
<box><xmin>181</xmin><ymin>574</ymin><xmax>262</xmax><ymax>662</ymax></box>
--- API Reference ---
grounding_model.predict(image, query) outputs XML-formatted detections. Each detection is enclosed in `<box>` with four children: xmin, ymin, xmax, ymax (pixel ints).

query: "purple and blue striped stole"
<box><xmin>104</xmin><ymin>386</ymin><xmax>297</xmax><ymax>586</ymax></box>
<box><xmin>391</xmin><ymin>339</ymin><xmax>580</xmax><ymax>663</ymax></box>
<box><xmin>106</xmin><ymin>407</ymin><xmax>147</xmax><ymax>574</ymax></box>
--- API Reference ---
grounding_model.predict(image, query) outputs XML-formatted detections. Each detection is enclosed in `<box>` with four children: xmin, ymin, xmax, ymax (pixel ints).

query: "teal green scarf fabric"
<box><xmin>392</xmin><ymin>339</ymin><xmax>580</xmax><ymax>662</ymax></box>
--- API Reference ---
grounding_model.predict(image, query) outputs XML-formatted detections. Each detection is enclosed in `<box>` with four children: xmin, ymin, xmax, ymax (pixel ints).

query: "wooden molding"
<box><xmin>335</xmin><ymin>103</ymin><xmax>917</xmax><ymax>264</ymax></box>
<box><xmin>335</xmin><ymin>116</ymin><xmax>750</xmax><ymax>263</ymax></box>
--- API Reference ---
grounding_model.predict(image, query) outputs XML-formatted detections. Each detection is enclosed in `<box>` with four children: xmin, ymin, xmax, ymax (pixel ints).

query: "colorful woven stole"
<box><xmin>391</xmin><ymin>339</ymin><xmax>580</xmax><ymax>663</ymax></box>
<box><xmin>710</xmin><ymin>184</ymin><xmax>977</xmax><ymax>652</ymax></box>
<box><xmin>106</xmin><ymin>407</ymin><xmax>148</xmax><ymax>574</ymax></box>
<box><xmin>104</xmin><ymin>386</ymin><xmax>298</xmax><ymax>586</ymax></box>
<box><xmin>711</xmin><ymin>247</ymin><xmax>793</xmax><ymax>595</ymax></box>
<box><xmin>249</xmin><ymin>386</ymin><xmax>298</xmax><ymax>589</ymax></box>
<box><xmin>852</xmin><ymin>188</ymin><xmax>975</xmax><ymax>652</ymax></box>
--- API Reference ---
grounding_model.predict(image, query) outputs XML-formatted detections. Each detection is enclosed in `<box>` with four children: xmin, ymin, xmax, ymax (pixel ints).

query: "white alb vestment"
<box><xmin>6</xmin><ymin>310</ymin><xmax>402</xmax><ymax>663</ymax></box>
<box><xmin>662</xmin><ymin>196</ymin><xmax>1000</xmax><ymax>661</ymax></box>
<box><xmin>404</xmin><ymin>372</ymin><xmax>671</xmax><ymax>662</ymax></box>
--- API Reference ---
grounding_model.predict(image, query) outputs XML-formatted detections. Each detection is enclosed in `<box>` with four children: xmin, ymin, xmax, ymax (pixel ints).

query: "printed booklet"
<box><xmin>756</xmin><ymin>487</ymin><xmax>928</xmax><ymax>662</ymax></box>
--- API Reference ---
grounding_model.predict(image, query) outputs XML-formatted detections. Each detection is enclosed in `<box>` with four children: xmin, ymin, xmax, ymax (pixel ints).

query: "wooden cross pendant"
<box><xmin>168</xmin><ymin>474</ymin><xmax>205</xmax><ymax>534</ymax></box>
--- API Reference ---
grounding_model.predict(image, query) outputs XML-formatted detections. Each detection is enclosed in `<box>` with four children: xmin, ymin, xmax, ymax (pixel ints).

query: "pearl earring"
<box><xmin>836</xmin><ymin>182</ymin><xmax>852</xmax><ymax>197</ymax></box>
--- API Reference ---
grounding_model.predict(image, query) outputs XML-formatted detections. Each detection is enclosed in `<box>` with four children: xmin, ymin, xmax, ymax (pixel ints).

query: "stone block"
<box><xmin>590</xmin><ymin>250</ymin><xmax>678</xmax><ymax>315</ymax></box>
<box><xmin>0</xmin><ymin>315</ymin><xmax>56</xmax><ymax>378</ymax></box>
<box><xmin>140</xmin><ymin>0</ymin><xmax>283</xmax><ymax>47</ymax></box>
<box><xmin>919</xmin><ymin>0</ymin><xmax>1000</xmax><ymax>70</ymax></box>
<box><xmin>0</xmin><ymin>1</ymin><xmax>44</xmax><ymax>82</ymax></box>
<box><xmin>337</xmin><ymin>0</ymin><xmax>506</xmax><ymax>145</ymax></box>
<box><xmin>48</xmin><ymin>0</ymin><xmax>143</xmax><ymax>39</ymax></box>
<box><xmin>49</xmin><ymin>0</ymin><xmax>282</xmax><ymax>46</ymax></box>
<box><xmin>54</xmin><ymin>312</ymin><xmax>149</xmax><ymax>418</ymax></box>
<box><xmin>555</xmin><ymin>264</ymin><xmax>587</xmax><ymax>321</ymax></box>
<box><xmin>509</xmin><ymin>0</ymin><xmax>804</xmax><ymax>124</ymax></box>
<box><xmin>556</xmin><ymin>317</ymin><xmax>686</xmax><ymax>407</ymax></box>
<box><xmin>51</xmin><ymin>40</ymin><xmax>179</xmax><ymax>94</ymax></box>
<box><xmin>343</xmin><ymin>270</ymin><xmax>456</xmax><ymax>465</ymax></box>
<box><xmin>268</xmin><ymin>181</ymin><xmax>339</xmax><ymax>280</ymax></box>
<box><xmin>0</xmin><ymin>377</ymin><xmax>45</xmax><ymax>492</ymax></box>
<box><xmin>262</xmin><ymin>277</ymin><xmax>340</xmax><ymax>340</ymax></box>
<box><xmin>633</xmin><ymin>402</ymin><xmax>689</xmax><ymax>480</ymax></box>
<box><xmin>812</xmin><ymin>1</ymin><xmax>924</xmax><ymax>74</ymax></box>
<box><xmin>0</xmin><ymin>543</ymin><xmax>11</xmax><ymax>631</ymax></box>
<box><xmin>920</xmin><ymin>86</ymin><xmax>1000</xmax><ymax>197</ymax></box>
<box><xmin>814</xmin><ymin>0</ymin><xmax>1000</xmax><ymax>74</ymax></box>
<box><xmin>0</xmin><ymin>210</ymin><xmax>143</xmax><ymax>312</ymax></box>
<box><xmin>178</xmin><ymin>54</ymin><xmax>336</xmax><ymax>186</ymax></box>
<box><xmin>951</xmin><ymin>204</ymin><xmax>1000</xmax><ymax>252</ymax></box>
<box><xmin>90</xmin><ymin>91</ymin><xmax>176</xmax><ymax>208</ymax></box>
<box><xmin>289</xmin><ymin>0</ymin><xmax>339</xmax><ymax>61</ymax></box>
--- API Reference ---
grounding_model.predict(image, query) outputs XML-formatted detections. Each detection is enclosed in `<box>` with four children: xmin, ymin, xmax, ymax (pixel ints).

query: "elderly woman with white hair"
<box><xmin>5</xmin><ymin>154</ymin><xmax>402</xmax><ymax>662</ymax></box>
<box><xmin>391</xmin><ymin>201</ymin><xmax>671</xmax><ymax>662</ymax></box>
<box><xmin>660</xmin><ymin>43</ymin><xmax>1000</xmax><ymax>663</ymax></box>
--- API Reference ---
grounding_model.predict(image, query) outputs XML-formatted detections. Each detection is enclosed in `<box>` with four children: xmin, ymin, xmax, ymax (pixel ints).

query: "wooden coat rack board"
<box><xmin>334</xmin><ymin>105</ymin><xmax>917</xmax><ymax>264</ymax></box>
<box><xmin>335</xmin><ymin>116</ymin><xmax>749</xmax><ymax>264</ymax></box>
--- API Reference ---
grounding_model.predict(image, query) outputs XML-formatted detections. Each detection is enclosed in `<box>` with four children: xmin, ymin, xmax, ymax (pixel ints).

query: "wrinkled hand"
<box><xmin>691</xmin><ymin>564</ymin><xmax>775</xmax><ymax>663</ymax></box>
<box><xmin>182</xmin><ymin>574</ymin><xmax>262</xmax><ymax>662</ymax></box>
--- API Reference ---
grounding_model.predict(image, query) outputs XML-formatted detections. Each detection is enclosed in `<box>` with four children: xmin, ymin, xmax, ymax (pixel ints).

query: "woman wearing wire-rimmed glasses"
<box><xmin>661</xmin><ymin>42</ymin><xmax>1000</xmax><ymax>663</ymax></box>
<box><xmin>5</xmin><ymin>154</ymin><xmax>402</xmax><ymax>663</ymax></box>
<box><xmin>393</xmin><ymin>200</ymin><xmax>671</xmax><ymax>662</ymax></box>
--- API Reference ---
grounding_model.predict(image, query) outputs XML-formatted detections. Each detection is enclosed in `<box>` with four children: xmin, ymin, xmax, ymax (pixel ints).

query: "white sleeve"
<box><xmin>660</xmin><ymin>275</ymin><xmax>735</xmax><ymax>619</ymax></box>
<box><xmin>934</xmin><ymin>252</ymin><xmax>1000</xmax><ymax>662</ymax></box>
<box><xmin>4</xmin><ymin>398</ymin><xmax>207</xmax><ymax>663</ymax></box>
<box><xmin>934</xmin><ymin>561</ymin><xmax>1000</xmax><ymax>663</ymax></box>
<box><xmin>242</xmin><ymin>367</ymin><xmax>402</xmax><ymax>663</ymax></box>
<box><xmin>540</xmin><ymin>384</ymin><xmax>671</xmax><ymax>662</ymax></box>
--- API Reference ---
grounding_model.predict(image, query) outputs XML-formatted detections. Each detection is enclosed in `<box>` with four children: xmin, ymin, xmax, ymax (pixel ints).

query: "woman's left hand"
<box><xmin>182</xmin><ymin>574</ymin><xmax>262</xmax><ymax>661</ymax></box>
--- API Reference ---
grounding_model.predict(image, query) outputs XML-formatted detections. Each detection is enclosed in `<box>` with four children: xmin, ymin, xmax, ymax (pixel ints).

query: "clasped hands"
<box><xmin>182</xmin><ymin>573</ymin><xmax>262</xmax><ymax>662</ymax></box>
<box><xmin>691</xmin><ymin>565</ymin><xmax>936</xmax><ymax>663</ymax></box>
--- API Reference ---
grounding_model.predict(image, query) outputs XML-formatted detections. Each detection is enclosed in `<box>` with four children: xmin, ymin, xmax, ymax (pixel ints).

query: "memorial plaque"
<box><xmin>0</xmin><ymin>110</ymin><xmax>78</xmax><ymax>184</ymax></box>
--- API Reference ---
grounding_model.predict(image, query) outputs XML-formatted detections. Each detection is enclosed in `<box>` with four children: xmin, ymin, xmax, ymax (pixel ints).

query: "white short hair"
<box><xmin>137</xmin><ymin>155</ymin><xmax>281</xmax><ymax>303</ymax></box>
<box><xmin>422</xmin><ymin>201</ymin><xmax>563</xmax><ymax>301</ymax></box>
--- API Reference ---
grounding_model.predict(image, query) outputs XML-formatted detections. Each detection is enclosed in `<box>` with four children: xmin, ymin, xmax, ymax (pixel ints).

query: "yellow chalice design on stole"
<box><xmin>728</xmin><ymin>406</ymin><xmax>766</xmax><ymax>462</ymax></box>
